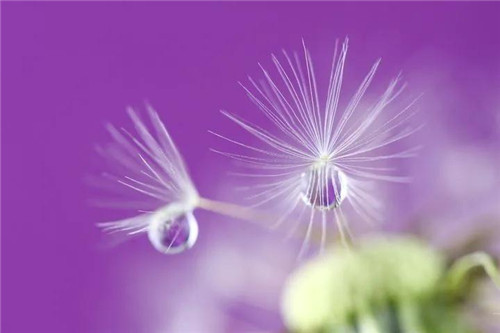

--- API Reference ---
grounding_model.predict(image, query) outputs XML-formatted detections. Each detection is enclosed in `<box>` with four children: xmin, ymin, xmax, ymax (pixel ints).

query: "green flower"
<box><xmin>282</xmin><ymin>235</ymin><xmax>498</xmax><ymax>332</ymax></box>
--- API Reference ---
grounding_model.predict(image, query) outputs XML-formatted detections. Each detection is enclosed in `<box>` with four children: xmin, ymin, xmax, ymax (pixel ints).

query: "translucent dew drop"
<box><xmin>148</xmin><ymin>209</ymin><xmax>199</xmax><ymax>255</ymax></box>
<box><xmin>300</xmin><ymin>164</ymin><xmax>347</xmax><ymax>210</ymax></box>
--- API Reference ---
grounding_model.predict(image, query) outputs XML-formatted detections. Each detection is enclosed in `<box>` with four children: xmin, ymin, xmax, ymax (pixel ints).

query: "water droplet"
<box><xmin>301</xmin><ymin>164</ymin><xmax>347</xmax><ymax>210</ymax></box>
<box><xmin>148</xmin><ymin>209</ymin><xmax>198</xmax><ymax>254</ymax></box>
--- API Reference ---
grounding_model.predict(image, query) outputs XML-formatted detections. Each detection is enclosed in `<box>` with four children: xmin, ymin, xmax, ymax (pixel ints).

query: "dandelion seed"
<box><xmin>95</xmin><ymin>104</ymin><xmax>283</xmax><ymax>254</ymax></box>
<box><xmin>214</xmin><ymin>37</ymin><xmax>420</xmax><ymax>251</ymax></box>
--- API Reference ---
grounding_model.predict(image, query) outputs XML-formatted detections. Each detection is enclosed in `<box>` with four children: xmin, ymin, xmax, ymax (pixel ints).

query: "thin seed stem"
<box><xmin>197</xmin><ymin>197</ymin><xmax>276</xmax><ymax>228</ymax></box>
<box><xmin>198</xmin><ymin>197</ymin><xmax>331</xmax><ymax>248</ymax></box>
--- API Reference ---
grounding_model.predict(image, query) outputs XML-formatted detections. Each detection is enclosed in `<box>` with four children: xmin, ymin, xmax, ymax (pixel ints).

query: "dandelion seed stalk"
<box><xmin>197</xmin><ymin>197</ymin><xmax>280</xmax><ymax>227</ymax></box>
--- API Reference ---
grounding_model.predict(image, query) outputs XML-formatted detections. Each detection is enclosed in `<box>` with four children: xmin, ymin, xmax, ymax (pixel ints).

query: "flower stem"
<box><xmin>447</xmin><ymin>251</ymin><xmax>500</xmax><ymax>292</ymax></box>
<box><xmin>399</xmin><ymin>301</ymin><xmax>424</xmax><ymax>333</ymax></box>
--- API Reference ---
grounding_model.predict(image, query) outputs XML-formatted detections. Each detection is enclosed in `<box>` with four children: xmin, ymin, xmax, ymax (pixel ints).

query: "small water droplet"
<box><xmin>301</xmin><ymin>164</ymin><xmax>347</xmax><ymax>210</ymax></box>
<box><xmin>148</xmin><ymin>210</ymin><xmax>198</xmax><ymax>254</ymax></box>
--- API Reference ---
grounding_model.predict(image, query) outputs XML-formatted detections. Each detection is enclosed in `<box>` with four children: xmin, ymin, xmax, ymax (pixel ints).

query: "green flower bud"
<box><xmin>282</xmin><ymin>235</ymin><xmax>445</xmax><ymax>332</ymax></box>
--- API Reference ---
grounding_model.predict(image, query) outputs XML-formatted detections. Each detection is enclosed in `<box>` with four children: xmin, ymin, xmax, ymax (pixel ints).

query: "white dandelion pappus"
<box><xmin>213</xmin><ymin>38</ymin><xmax>420</xmax><ymax>252</ymax></box>
<box><xmin>96</xmin><ymin>104</ymin><xmax>280</xmax><ymax>254</ymax></box>
<box><xmin>96</xmin><ymin>105</ymin><xmax>200</xmax><ymax>254</ymax></box>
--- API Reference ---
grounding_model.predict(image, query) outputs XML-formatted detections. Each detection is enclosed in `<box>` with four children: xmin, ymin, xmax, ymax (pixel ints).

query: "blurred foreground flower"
<box><xmin>282</xmin><ymin>235</ymin><xmax>499</xmax><ymax>332</ymax></box>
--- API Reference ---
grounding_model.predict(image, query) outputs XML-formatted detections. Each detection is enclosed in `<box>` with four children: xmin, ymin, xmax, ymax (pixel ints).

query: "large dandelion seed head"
<box><xmin>214</xmin><ymin>37</ymin><xmax>420</xmax><ymax>251</ymax></box>
<box><xmin>95</xmin><ymin>105</ymin><xmax>200</xmax><ymax>254</ymax></box>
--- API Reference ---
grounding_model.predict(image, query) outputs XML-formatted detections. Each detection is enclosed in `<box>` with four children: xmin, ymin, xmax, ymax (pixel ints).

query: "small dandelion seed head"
<box><xmin>94</xmin><ymin>104</ymin><xmax>200</xmax><ymax>254</ymax></box>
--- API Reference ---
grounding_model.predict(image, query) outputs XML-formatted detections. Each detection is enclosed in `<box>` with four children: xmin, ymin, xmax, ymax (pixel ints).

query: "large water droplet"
<box><xmin>148</xmin><ymin>208</ymin><xmax>198</xmax><ymax>254</ymax></box>
<box><xmin>300</xmin><ymin>164</ymin><xmax>347</xmax><ymax>210</ymax></box>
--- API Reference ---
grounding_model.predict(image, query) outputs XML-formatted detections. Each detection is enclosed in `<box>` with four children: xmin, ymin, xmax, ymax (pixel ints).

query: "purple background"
<box><xmin>2</xmin><ymin>2</ymin><xmax>500</xmax><ymax>332</ymax></box>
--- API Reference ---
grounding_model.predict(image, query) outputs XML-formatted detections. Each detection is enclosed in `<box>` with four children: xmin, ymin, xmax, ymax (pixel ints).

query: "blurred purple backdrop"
<box><xmin>2</xmin><ymin>2</ymin><xmax>500</xmax><ymax>332</ymax></box>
